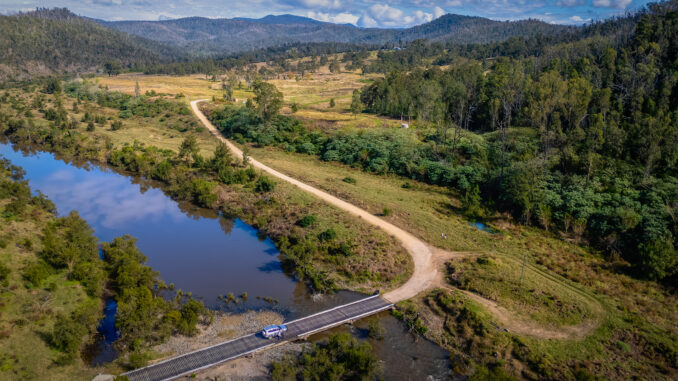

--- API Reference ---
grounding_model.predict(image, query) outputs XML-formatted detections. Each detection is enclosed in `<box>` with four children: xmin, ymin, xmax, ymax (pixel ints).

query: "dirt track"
<box><xmin>190</xmin><ymin>100</ymin><xmax>600</xmax><ymax>339</ymax></box>
<box><xmin>191</xmin><ymin>99</ymin><xmax>437</xmax><ymax>303</ymax></box>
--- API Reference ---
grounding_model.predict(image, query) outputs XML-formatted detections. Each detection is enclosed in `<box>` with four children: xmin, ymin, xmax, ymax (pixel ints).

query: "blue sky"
<box><xmin>0</xmin><ymin>0</ymin><xmax>654</xmax><ymax>26</ymax></box>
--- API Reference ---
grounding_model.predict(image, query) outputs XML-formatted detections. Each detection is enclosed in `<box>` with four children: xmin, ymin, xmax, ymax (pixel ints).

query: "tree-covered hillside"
<box><xmin>0</xmin><ymin>8</ymin><xmax>182</xmax><ymax>81</ymax></box>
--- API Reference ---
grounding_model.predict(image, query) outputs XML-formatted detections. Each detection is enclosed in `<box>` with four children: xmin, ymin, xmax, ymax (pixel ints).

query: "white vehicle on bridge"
<box><xmin>262</xmin><ymin>324</ymin><xmax>287</xmax><ymax>339</ymax></box>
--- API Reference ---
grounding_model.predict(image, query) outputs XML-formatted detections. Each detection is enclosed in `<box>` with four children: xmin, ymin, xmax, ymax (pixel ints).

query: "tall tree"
<box><xmin>350</xmin><ymin>89</ymin><xmax>363</xmax><ymax>119</ymax></box>
<box><xmin>253</xmin><ymin>80</ymin><xmax>283</xmax><ymax>121</ymax></box>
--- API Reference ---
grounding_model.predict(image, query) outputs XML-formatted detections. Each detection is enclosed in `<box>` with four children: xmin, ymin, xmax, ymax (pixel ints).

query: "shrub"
<box><xmin>342</xmin><ymin>176</ymin><xmax>356</xmax><ymax>184</ymax></box>
<box><xmin>367</xmin><ymin>319</ymin><xmax>385</xmax><ymax>340</ymax></box>
<box><xmin>0</xmin><ymin>262</ymin><xmax>9</xmax><ymax>285</ymax></box>
<box><xmin>255</xmin><ymin>176</ymin><xmax>276</xmax><ymax>193</ymax></box>
<box><xmin>128</xmin><ymin>349</ymin><xmax>151</xmax><ymax>369</ymax></box>
<box><xmin>329</xmin><ymin>242</ymin><xmax>353</xmax><ymax>257</ymax></box>
<box><xmin>23</xmin><ymin>260</ymin><xmax>51</xmax><ymax>287</ymax></box>
<box><xmin>297</xmin><ymin>215</ymin><xmax>317</xmax><ymax>227</ymax></box>
<box><xmin>51</xmin><ymin>314</ymin><xmax>86</xmax><ymax>362</ymax></box>
<box><xmin>111</xmin><ymin>120</ymin><xmax>123</xmax><ymax>131</ymax></box>
<box><xmin>318</xmin><ymin>229</ymin><xmax>337</xmax><ymax>242</ymax></box>
<box><xmin>176</xmin><ymin>299</ymin><xmax>205</xmax><ymax>336</ymax></box>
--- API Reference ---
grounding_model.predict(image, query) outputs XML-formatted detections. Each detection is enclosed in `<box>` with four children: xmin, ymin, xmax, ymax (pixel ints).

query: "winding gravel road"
<box><xmin>190</xmin><ymin>99</ymin><xmax>437</xmax><ymax>303</ymax></box>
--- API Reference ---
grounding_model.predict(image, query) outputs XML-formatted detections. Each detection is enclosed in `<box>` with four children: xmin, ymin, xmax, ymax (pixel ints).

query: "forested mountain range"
<box><xmin>0</xmin><ymin>8</ymin><xmax>182</xmax><ymax>81</ymax></box>
<box><xmin>100</xmin><ymin>12</ymin><xmax>571</xmax><ymax>55</ymax></box>
<box><xmin>0</xmin><ymin>7</ymin><xmax>577</xmax><ymax>80</ymax></box>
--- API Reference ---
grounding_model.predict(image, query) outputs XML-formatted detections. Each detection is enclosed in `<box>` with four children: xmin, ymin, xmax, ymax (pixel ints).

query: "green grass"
<box><xmin>448</xmin><ymin>255</ymin><xmax>600</xmax><ymax>326</ymax></box>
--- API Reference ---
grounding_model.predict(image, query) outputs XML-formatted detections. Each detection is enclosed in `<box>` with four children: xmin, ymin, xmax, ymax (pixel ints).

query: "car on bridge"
<box><xmin>262</xmin><ymin>324</ymin><xmax>287</xmax><ymax>339</ymax></box>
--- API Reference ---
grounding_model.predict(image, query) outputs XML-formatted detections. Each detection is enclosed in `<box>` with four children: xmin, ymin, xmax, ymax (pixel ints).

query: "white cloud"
<box><xmin>433</xmin><ymin>6</ymin><xmax>446</xmax><ymax>19</ymax></box>
<box><xmin>307</xmin><ymin>10</ymin><xmax>358</xmax><ymax>24</ymax></box>
<box><xmin>358</xmin><ymin>3</ymin><xmax>432</xmax><ymax>28</ymax></box>
<box><xmin>556</xmin><ymin>0</ymin><xmax>585</xmax><ymax>6</ymax></box>
<box><xmin>357</xmin><ymin>13</ymin><xmax>378</xmax><ymax>27</ymax></box>
<box><xmin>569</xmin><ymin>15</ymin><xmax>591</xmax><ymax>23</ymax></box>
<box><xmin>592</xmin><ymin>0</ymin><xmax>632</xmax><ymax>9</ymax></box>
<box><xmin>285</xmin><ymin>0</ymin><xmax>342</xmax><ymax>9</ymax></box>
<box><xmin>92</xmin><ymin>0</ymin><xmax>123</xmax><ymax>5</ymax></box>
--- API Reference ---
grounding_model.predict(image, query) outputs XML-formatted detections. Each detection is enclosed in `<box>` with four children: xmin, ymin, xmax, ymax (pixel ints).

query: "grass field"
<box><xmin>270</xmin><ymin>70</ymin><xmax>403</xmax><ymax>130</ymax></box>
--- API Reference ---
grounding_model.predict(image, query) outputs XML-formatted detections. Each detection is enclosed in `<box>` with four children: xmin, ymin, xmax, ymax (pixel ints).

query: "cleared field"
<box><xmin>272</xmin><ymin>70</ymin><xmax>402</xmax><ymax>130</ymax></box>
<box><xmin>96</xmin><ymin>74</ymin><xmax>252</xmax><ymax>101</ymax></box>
<box><xmin>98</xmin><ymin>69</ymin><xmax>403</xmax><ymax>131</ymax></box>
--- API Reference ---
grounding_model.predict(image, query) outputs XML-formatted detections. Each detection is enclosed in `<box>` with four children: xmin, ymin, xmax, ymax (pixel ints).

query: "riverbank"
<box><xmin>0</xmin><ymin>159</ymin><xmax>105</xmax><ymax>379</ymax></box>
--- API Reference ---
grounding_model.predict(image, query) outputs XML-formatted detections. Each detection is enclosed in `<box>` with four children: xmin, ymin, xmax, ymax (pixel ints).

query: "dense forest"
<box><xmin>208</xmin><ymin>0</ymin><xmax>678</xmax><ymax>283</ymax></box>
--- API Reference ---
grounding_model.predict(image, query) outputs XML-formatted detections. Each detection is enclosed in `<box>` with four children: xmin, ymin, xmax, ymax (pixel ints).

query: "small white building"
<box><xmin>401</xmin><ymin>123</ymin><xmax>409</xmax><ymax>129</ymax></box>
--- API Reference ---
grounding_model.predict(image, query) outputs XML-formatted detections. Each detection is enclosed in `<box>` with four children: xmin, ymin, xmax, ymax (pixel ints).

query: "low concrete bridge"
<box><xmin>121</xmin><ymin>294</ymin><xmax>393</xmax><ymax>381</ymax></box>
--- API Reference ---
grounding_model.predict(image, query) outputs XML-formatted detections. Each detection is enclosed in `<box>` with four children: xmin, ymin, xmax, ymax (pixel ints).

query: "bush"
<box><xmin>342</xmin><ymin>176</ymin><xmax>357</xmax><ymax>184</ymax></box>
<box><xmin>255</xmin><ymin>176</ymin><xmax>276</xmax><ymax>193</ymax></box>
<box><xmin>271</xmin><ymin>333</ymin><xmax>379</xmax><ymax>381</ymax></box>
<box><xmin>23</xmin><ymin>260</ymin><xmax>51</xmax><ymax>287</ymax></box>
<box><xmin>367</xmin><ymin>319</ymin><xmax>385</xmax><ymax>340</ymax></box>
<box><xmin>297</xmin><ymin>215</ymin><xmax>317</xmax><ymax>227</ymax></box>
<box><xmin>329</xmin><ymin>242</ymin><xmax>353</xmax><ymax>257</ymax></box>
<box><xmin>128</xmin><ymin>349</ymin><xmax>151</xmax><ymax>369</ymax></box>
<box><xmin>0</xmin><ymin>262</ymin><xmax>9</xmax><ymax>285</ymax></box>
<box><xmin>51</xmin><ymin>314</ymin><xmax>86</xmax><ymax>361</ymax></box>
<box><xmin>111</xmin><ymin>120</ymin><xmax>123</xmax><ymax>131</ymax></box>
<box><xmin>318</xmin><ymin>228</ymin><xmax>337</xmax><ymax>242</ymax></box>
<box><xmin>175</xmin><ymin>299</ymin><xmax>205</xmax><ymax>336</ymax></box>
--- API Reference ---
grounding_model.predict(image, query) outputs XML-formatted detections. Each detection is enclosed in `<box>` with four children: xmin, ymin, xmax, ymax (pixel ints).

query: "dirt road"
<box><xmin>190</xmin><ymin>100</ymin><xmax>601</xmax><ymax>340</ymax></box>
<box><xmin>190</xmin><ymin>99</ymin><xmax>436</xmax><ymax>303</ymax></box>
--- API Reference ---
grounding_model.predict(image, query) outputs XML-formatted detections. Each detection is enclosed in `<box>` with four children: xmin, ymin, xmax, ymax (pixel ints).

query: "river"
<box><xmin>0</xmin><ymin>141</ymin><xmax>451</xmax><ymax>379</ymax></box>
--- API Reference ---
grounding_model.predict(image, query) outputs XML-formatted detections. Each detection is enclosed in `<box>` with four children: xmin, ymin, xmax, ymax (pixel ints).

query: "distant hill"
<box><xmin>0</xmin><ymin>8</ymin><xmax>182</xmax><ymax>80</ymax></box>
<box><xmin>102</xmin><ymin>13</ymin><xmax>571</xmax><ymax>56</ymax></box>
<box><xmin>234</xmin><ymin>14</ymin><xmax>324</xmax><ymax>25</ymax></box>
<box><xmin>395</xmin><ymin>14</ymin><xmax>571</xmax><ymax>44</ymax></box>
<box><xmin>0</xmin><ymin>8</ymin><xmax>576</xmax><ymax>79</ymax></box>
<box><xmin>100</xmin><ymin>16</ymin><xmax>389</xmax><ymax>55</ymax></box>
